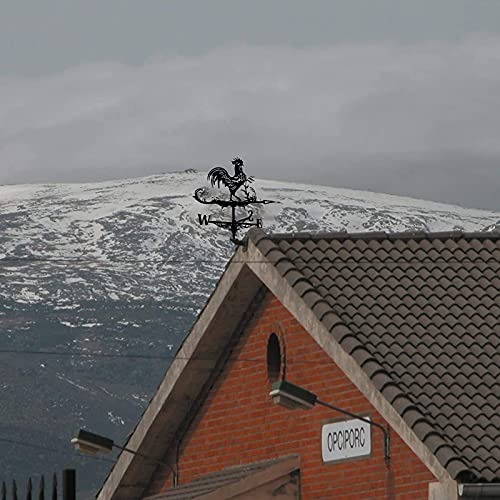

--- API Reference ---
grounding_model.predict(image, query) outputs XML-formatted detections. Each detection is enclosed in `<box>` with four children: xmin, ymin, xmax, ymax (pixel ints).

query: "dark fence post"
<box><xmin>26</xmin><ymin>478</ymin><xmax>32</xmax><ymax>500</ymax></box>
<box><xmin>0</xmin><ymin>469</ymin><xmax>72</xmax><ymax>500</ymax></box>
<box><xmin>62</xmin><ymin>471</ymin><xmax>75</xmax><ymax>500</ymax></box>
<box><xmin>38</xmin><ymin>476</ymin><xmax>45</xmax><ymax>500</ymax></box>
<box><xmin>51</xmin><ymin>474</ymin><xmax>57</xmax><ymax>500</ymax></box>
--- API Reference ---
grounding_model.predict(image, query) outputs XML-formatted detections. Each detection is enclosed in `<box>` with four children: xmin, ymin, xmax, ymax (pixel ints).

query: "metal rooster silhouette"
<box><xmin>194</xmin><ymin>157</ymin><xmax>274</xmax><ymax>245</ymax></box>
<box><xmin>207</xmin><ymin>157</ymin><xmax>254</xmax><ymax>201</ymax></box>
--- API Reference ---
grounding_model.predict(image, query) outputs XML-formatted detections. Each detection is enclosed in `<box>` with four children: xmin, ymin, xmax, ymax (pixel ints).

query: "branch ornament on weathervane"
<box><xmin>194</xmin><ymin>157</ymin><xmax>275</xmax><ymax>245</ymax></box>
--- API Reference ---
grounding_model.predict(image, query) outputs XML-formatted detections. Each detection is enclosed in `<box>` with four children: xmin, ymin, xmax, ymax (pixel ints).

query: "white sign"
<box><xmin>321</xmin><ymin>418</ymin><xmax>371</xmax><ymax>463</ymax></box>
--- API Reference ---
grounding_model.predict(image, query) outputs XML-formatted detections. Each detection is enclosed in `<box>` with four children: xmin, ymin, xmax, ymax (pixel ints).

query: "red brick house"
<box><xmin>98</xmin><ymin>229</ymin><xmax>499</xmax><ymax>499</ymax></box>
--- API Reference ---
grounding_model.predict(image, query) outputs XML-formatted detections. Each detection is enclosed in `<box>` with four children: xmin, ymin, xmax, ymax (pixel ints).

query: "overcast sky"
<box><xmin>0</xmin><ymin>0</ymin><xmax>499</xmax><ymax>210</ymax></box>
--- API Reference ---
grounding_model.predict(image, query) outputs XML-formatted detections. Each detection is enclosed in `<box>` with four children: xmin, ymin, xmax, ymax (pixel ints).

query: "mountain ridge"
<box><xmin>1</xmin><ymin>171</ymin><xmax>497</xmax><ymax>307</ymax></box>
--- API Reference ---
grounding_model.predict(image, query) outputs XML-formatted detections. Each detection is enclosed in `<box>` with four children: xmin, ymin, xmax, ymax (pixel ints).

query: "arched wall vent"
<box><xmin>267</xmin><ymin>333</ymin><xmax>281</xmax><ymax>382</ymax></box>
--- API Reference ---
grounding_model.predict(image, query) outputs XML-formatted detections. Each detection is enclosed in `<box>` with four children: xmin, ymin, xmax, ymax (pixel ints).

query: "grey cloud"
<box><xmin>3</xmin><ymin>0</ymin><xmax>500</xmax><ymax>76</ymax></box>
<box><xmin>0</xmin><ymin>40</ymin><xmax>499</xmax><ymax>210</ymax></box>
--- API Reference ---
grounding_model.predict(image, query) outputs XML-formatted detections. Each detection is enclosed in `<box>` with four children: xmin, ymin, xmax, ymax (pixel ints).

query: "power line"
<box><xmin>0</xmin><ymin>437</ymin><xmax>116</xmax><ymax>465</ymax></box>
<box><xmin>0</xmin><ymin>256</ymin><xmax>496</xmax><ymax>265</ymax></box>
<box><xmin>0</xmin><ymin>256</ymin><xmax>230</xmax><ymax>264</ymax></box>
<box><xmin>0</xmin><ymin>348</ymin><xmax>343</xmax><ymax>366</ymax></box>
<box><xmin>0</xmin><ymin>349</ymin><xmax>187</xmax><ymax>361</ymax></box>
<box><xmin>1</xmin><ymin>347</ymin><xmax>494</xmax><ymax>368</ymax></box>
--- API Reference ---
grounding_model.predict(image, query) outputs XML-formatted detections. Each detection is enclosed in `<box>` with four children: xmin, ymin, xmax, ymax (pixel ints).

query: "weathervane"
<box><xmin>194</xmin><ymin>157</ymin><xmax>275</xmax><ymax>245</ymax></box>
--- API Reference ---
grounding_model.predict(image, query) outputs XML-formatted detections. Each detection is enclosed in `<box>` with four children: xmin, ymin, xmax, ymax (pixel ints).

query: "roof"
<box><xmin>98</xmin><ymin>229</ymin><xmax>499</xmax><ymax>499</ymax></box>
<box><xmin>143</xmin><ymin>455</ymin><xmax>299</xmax><ymax>500</ymax></box>
<box><xmin>251</xmin><ymin>229</ymin><xmax>500</xmax><ymax>483</ymax></box>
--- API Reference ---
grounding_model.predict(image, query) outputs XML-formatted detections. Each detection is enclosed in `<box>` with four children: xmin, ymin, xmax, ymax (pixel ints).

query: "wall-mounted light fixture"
<box><xmin>71</xmin><ymin>429</ymin><xmax>178</xmax><ymax>485</ymax></box>
<box><xmin>269</xmin><ymin>380</ymin><xmax>390</xmax><ymax>466</ymax></box>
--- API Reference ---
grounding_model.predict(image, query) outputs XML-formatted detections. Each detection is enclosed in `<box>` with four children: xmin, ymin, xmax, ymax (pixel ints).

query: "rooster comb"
<box><xmin>232</xmin><ymin>157</ymin><xmax>244</xmax><ymax>166</ymax></box>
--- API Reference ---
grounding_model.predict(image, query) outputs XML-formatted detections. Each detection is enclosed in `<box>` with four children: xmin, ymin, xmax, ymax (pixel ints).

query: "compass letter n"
<box><xmin>198</xmin><ymin>214</ymin><xmax>211</xmax><ymax>225</ymax></box>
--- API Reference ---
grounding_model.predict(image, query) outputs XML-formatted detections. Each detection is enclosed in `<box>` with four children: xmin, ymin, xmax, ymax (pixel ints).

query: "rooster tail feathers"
<box><xmin>207</xmin><ymin>166</ymin><xmax>230</xmax><ymax>187</ymax></box>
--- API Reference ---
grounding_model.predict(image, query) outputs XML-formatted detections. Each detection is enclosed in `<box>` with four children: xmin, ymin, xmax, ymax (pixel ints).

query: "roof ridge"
<box><xmin>257</xmin><ymin>230</ymin><xmax>500</xmax><ymax>242</ymax></box>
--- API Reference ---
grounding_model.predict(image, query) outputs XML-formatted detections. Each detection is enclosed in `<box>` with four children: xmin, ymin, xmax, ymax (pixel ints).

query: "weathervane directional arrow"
<box><xmin>194</xmin><ymin>157</ymin><xmax>275</xmax><ymax>245</ymax></box>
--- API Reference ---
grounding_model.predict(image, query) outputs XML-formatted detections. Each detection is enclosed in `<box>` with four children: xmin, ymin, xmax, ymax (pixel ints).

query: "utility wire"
<box><xmin>0</xmin><ymin>349</ymin><xmax>181</xmax><ymax>360</ymax></box>
<box><xmin>0</xmin><ymin>348</ymin><xmax>337</xmax><ymax>366</ymax></box>
<box><xmin>0</xmin><ymin>256</ymin><xmax>496</xmax><ymax>265</ymax></box>
<box><xmin>0</xmin><ymin>347</ymin><xmax>490</xmax><ymax>367</ymax></box>
<box><xmin>0</xmin><ymin>437</ymin><xmax>116</xmax><ymax>465</ymax></box>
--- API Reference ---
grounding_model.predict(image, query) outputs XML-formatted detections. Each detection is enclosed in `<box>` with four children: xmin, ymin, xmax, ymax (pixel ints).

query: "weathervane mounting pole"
<box><xmin>194</xmin><ymin>157</ymin><xmax>275</xmax><ymax>245</ymax></box>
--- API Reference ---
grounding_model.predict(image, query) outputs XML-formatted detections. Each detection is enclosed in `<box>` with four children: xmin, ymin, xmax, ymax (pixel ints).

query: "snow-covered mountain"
<box><xmin>1</xmin><ymin>170</ymin><xmax>497</xmax><ymax>307</ymax></box>
<box><xmin>0</xmin><ymin>171</ymin><xmax>498</xmax><ymax>496</ymax></box>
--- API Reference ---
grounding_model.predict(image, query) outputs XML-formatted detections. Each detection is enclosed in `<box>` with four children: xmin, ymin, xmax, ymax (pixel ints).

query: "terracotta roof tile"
<box><xmin>250</xmin><ymin>230</ymin><xmax>500</xmax><ymax>482</ymax></box>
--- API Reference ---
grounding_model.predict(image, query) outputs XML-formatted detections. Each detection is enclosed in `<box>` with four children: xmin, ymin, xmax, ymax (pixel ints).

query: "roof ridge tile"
<box><xmin>259</xmin><ymin>229</ymin><xmax>500</xmax><ymax>242</ymax></box>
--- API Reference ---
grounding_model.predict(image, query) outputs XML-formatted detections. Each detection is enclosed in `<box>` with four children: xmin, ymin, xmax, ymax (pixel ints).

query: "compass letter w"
<box><xmin>198</xmin><ymin>214</ymin><xmax>211</xmax><ymax>225</ymax></box>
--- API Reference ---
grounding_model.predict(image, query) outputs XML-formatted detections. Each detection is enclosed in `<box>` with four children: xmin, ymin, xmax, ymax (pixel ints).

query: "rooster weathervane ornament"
<box><xmin>194</xmin><ymin>157</ymin><xmax>275</xmax><ymax>245</ymax></box>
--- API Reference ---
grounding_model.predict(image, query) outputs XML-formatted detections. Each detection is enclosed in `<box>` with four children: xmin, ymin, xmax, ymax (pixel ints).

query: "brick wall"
<box><xmin>147</xmin><ymin>293</ymin><xmax>436</xmax><ymax>499</ymax></box>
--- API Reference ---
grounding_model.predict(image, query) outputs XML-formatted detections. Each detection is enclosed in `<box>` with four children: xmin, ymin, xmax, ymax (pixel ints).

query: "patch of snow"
<box><xmin>107</xmin><ymin>411</ymin><xmax>125</xmax><ymax>425</ymax></box>
<box><xmin>0</xmin><ymin>171</ymin><xmax>497</xmax><ymax>305</ymax></box>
